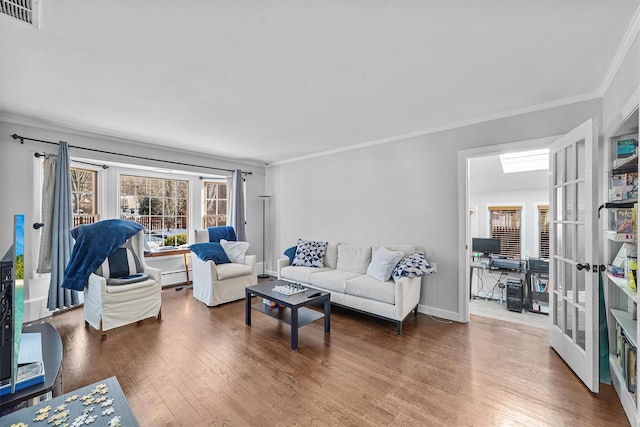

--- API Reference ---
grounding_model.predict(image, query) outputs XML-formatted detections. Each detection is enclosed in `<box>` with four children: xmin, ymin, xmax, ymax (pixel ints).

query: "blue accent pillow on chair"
<box><xmin>189</xmin><ymin>242</ymin><xmax>231</xmax><ymax>264</ymax></box>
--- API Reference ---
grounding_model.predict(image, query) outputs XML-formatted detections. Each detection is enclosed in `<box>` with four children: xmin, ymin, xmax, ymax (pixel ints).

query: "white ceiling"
<box><xmin>0</xmin><ymin>1</ymin><xmax>638</xmax><ymax>165</ymax></box>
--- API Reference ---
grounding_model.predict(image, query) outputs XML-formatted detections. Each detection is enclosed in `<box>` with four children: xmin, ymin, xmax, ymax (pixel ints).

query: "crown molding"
<box><xmin>599</xmin><ymin>5</ymin><xmax>640</xmax><ymax>96</ymax></box>
<box><xmin>269</xmin><ymin>91</ymin><xmax>601</xmax><ymax>167</ymax></box>
<box><xmin>0</xmin><ymin>113</ymin><xmax>266</xmax><ymax>169</ymax></box>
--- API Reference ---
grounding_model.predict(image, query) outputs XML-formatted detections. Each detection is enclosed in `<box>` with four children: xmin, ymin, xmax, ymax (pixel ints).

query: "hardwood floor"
<box><xmin>41</xmin><ymin>284</ymin><xmax>628</xmax><ymax>426</ymax></box>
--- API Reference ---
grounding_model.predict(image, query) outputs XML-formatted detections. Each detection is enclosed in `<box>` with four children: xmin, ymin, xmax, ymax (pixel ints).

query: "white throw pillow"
<box><xmin>366</xmin><ymin>247</ymin><xmax>404</xmax><ymax>282</ymax></box>
<box><xmin>336</xmin><ymin>244</ymin><xmax>372</xmax><ymax>274</ymax></box>
<box><xmin>220</xmin><ymin>239</ymin><xmax>250</xmax><ymax>264</ymax></box>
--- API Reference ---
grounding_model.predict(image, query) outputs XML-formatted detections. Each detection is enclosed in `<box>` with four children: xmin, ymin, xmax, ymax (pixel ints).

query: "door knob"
<box><xmin>576</xmin><ymin>262</ymin><xmax>591</xmax><ymax>271</ymax></box>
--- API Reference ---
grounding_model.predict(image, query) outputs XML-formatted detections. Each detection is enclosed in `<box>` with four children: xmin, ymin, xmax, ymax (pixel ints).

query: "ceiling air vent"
<box><xmin>1</xmin><ymin>0</ymin><xmax>40</xmax><ymax>28</ymax></box>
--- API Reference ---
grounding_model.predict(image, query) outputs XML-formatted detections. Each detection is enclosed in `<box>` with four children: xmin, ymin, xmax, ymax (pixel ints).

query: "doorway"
<box><xmin>464</xmin><ymin>137</ymin><xmax>558</xmax><ymax>329</ymax></box>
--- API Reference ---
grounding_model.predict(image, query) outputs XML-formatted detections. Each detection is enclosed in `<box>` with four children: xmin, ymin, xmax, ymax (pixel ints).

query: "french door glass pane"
<box><xmin>565</xmin><ymin>145</ymin><xmax>574</xmax><ymax>182</ymax></box>
<box><xmin>565</xmin><ymin>299</ymin><xmax>573</xmax><ymax>339</ymax></box>
<box><xmin>576</xmin><ymin>139</ymin><xmax>585</xmax><ymax>180</ymax></box>
<box><xmin>564</xmin><ymin>260</ymin><xmax>573</xmax><ymax>299</ymax></box>
<box><xmin>577</xmin><ymin>308</ymin><xmax>586</xmax><ymax>351</ymax></box>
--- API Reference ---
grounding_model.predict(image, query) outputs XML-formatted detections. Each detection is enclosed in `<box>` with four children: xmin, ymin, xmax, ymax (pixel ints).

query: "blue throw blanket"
<box><xmin>208</xmin><ymin>226</ymin><xmax>237</xmax><ymax>243</ymax></box>
<box><xmin>62</xmin><ymin>219</ymin><xmax>144</xmax><ymax>291</ymax></box>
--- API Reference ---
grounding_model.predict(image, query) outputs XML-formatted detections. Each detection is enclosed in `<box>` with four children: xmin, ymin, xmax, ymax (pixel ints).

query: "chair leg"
<box><xmin>157</xmin><ymin>308</ymin><xmax>162</xmax><ymax>321</ymax></box>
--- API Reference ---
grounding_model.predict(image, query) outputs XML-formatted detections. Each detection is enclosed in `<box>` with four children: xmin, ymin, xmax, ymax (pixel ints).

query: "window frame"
<box><xmin>70</xmin><ymin>166</ymin><xmax>100</xmax><ymax>227</ymax></box>
<box><xmin>488</xmin><ymin>205</ymin><xmax>523</xmax><ymax>259</ymax></box>
<box><xmin>537</xmin><ymin>204</ymin><xmax>550</xmax><ymax>259</ymax></box>
<box><xmin>119</xmin><ymin>173</ymin><xmax>190</xmax><ymax>249</ymax></box>
<box><xmin>202</xmin><ymin>179</ymin><xmax>229</xmax><ymax>228</ymax></box>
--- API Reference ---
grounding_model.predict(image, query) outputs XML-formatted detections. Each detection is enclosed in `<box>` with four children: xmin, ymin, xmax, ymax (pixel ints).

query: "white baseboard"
<box><xmin>418</xmin><ymin>304</ymin><xmax>464</xmax><ymax>323</ymax></box>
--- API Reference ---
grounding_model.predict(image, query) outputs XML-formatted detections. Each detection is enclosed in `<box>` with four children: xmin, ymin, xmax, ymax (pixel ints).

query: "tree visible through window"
<box><xmin>538</xmin><ymin>205</ymin><xmax>550</xmax><ymax>259</ymax></box>
<box><xmin>70</xmin><ymin>167</ymin><xmax>99</xmax><ymax>226</ymax></box>
<box><xmin>204</xmin><ymin>181</ymin><xmax>228</xmax><ymax>227</ymax></box>
<box><xmin>489</xmin><ymin>206</ymin><xmax>522</xmax><ymax>258</ymax></box>
<box><xmin>120</xmin><ymin>175</ymin><xmax>189</xmax><ymax>248</ymax></box>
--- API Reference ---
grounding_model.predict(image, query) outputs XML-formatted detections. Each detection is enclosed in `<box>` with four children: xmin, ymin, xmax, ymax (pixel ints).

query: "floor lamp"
<box><xmin>258</xmin><ymin>195</ymin><xmax>271</xmax><ymax>278</ymax></box>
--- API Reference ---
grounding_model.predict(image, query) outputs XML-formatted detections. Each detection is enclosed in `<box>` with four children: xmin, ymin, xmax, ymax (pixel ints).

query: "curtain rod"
<box><xmin>11</xmin><ymin>134</ymin><xmax>252</xmax><ymax>176</ymax></box>
<box><xmin>34</xmin><ymin>152</ymin><xmax>110</xmax><ymax>169</ymax></box>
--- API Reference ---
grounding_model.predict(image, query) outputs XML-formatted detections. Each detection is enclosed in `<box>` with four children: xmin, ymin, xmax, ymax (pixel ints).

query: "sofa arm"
<box><xmin>277</xmin><ymin>257</ymin><xmax>290</xmax><ymax>279</ymax></box>
<box><xmin>394</xmin><ymin>276</ymin><xmax>422</xmax><ymax>320</ymax></box>
<box><xmin>143</xmin><ymin>265</ymin><xmax>162</xmax><ymax>286</ymax></box>
<box><xmin>244</xmin><ymin>255</ymin><xmax>257</xmax><ymax>275</ymax></box>
<box><xmin>192</xmin><ymin>255</ymin><xmax>219</xmax><ymax>283</ymax></box>
<box><xmin>86</xmin><ymin>273</ymin><xmax>107</xmax><ymax>297</ymax></box>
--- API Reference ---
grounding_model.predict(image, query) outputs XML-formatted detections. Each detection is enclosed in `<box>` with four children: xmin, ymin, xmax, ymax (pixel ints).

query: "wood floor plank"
<box><xmin>38</xmin><ymin>283</ymin><xmax>630</xmax><ymax>426</ymax></box>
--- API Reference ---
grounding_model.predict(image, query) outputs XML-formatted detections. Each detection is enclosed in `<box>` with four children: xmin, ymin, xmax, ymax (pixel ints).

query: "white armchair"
<box><xmin>83</xmin><ymin>230</ymin><xmax>162</xmax><ymax>338</ymax></box>
<box><xmin>191</xmin><ymin>229</ymin><xmax>257</xmax><ymax>306</ymax></box>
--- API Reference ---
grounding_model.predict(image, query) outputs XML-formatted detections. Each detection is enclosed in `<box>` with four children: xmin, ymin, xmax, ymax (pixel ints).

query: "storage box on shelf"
<box><xmin>604</xmin><ymin>129</ymin><xmax>639</xmax><ymax>424</ymax></box>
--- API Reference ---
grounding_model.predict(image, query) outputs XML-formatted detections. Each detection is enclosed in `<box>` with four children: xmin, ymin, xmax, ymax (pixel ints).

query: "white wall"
<box><xmin>267</xmin><ymin>99</ymin><xmax>603</xmax><ymax>321</ymax></box>
<box><xmin>0</xmin><ymin>119</ymin><xmax>266</xmax><ymax>321</ymax></box>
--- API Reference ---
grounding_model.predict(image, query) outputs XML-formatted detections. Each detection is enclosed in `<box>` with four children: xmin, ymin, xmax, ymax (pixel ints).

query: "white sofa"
<box><xmin>278</xmin><ymin>243</ymin><xmax>428</xmax><ymax>335</ymax></box>
<box><xmin>191</xmin><ymin>229</ymin><xmax>257</xmax><ymax>306</ymax></box>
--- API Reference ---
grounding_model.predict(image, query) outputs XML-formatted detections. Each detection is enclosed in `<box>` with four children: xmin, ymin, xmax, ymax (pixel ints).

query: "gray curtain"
<box><xmin>37</xmin><ymin>155</ymin><xmax>56</xmax><ymax>273</ymax></box>
<box><xmin>47</xmin><ymin>141</ymin><xmax>79</xmax><ymax>310</ymax></box>
<box><xmin>229</xmin><ymin>169</ymin><xmax>246</xmax><ymax>241</ymax></box>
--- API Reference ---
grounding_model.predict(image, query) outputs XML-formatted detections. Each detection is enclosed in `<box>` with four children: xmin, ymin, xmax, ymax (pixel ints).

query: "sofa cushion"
<box><xmin>220</xmin><ymin>239</ymin><xmax>249</xmax><ymax>263</ymax></box>
<box><xmin>344</xmin><ymin>275</ymin><xmax>395</xmax><ymax>305</ymax></box>
<box><xmin>336</xmin><ymin>244</ymin><xmax>372</xmax><ymax>275</ymax></box>
<box><xmin>292</xmin><ymin>239</ymin><xmax>328</xmax><ymax>268</ymax></box>
<box><xmin>324</xmin><ymin>243</ymin><xmax>339</xmax><ymax>269</ymax></box>
<box><xmin>372</xmin><ymin>244</ymin><xmax>416</xmax><ymax>257</ymax></box>
<box><xmin>217</xmin><ymin>263</ymin><xmax>253</xmax><ymax>280</ymax></box>
<box><xmin>309</xmin><ymin>270</ymin><xmax>360</xmax><ymax>293</ymax></box>
<box><xmin>107</xmin><ymin>273</ymin><xmax>149</xmax><ymax>286</ymax></box>
<box><xmin>281</xmin><ymin>265</ymin><xmax>330</xmax><ymax>283</ymax></box>
<box><xmin>366</xmin><ymin>247</ymin><xmax>404</xmax><ymax>282</ymax></box>
<box><xmin>392</xmin><ymin>252</ymin><xmax>434</xmax><ymax>282</ymax></box>
<box><xmin>189</xmin><ymin>242</ymin><xmax>231</xmax><ymax>264</ymax></box>
<box><xmin>105</xmin><ymin>277</ymin><xmax>157</xmax><ymax>293</ymax></box>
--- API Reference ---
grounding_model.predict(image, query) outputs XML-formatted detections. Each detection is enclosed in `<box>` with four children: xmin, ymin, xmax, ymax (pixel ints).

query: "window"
<box><xmin>203</xmin><ymin>180</ymin><xmax>228</xmax><ymax>228</ymax></box>
<box><xmin>70</xmin><ymin>167</ymin><xmax>99</xmax><ymax>227</ymax></box>
<box><xmin>538</xmin><ymin>205</ymin><xmax>550</xmax><ymax>259</ymax></box>
<box><xmin>120</xmin><ymin>175</ymin><xmax>189</xmax><ymax>249</ymax></box>
<box><xmin>489</xmin><ymin>206</ymin><xmax>522</xmax><ymax>258</ymax></box>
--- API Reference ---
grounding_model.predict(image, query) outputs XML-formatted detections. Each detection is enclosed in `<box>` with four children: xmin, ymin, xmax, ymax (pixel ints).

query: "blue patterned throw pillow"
<box><xmin>392</xmin><ymin>252</ymin><xmax>434</xmax><ymax>282</ymax></box>
<box><xmin>292</xmin><ymin>239</ymin><xmax>328</xmax><ymax>268</ymax></box>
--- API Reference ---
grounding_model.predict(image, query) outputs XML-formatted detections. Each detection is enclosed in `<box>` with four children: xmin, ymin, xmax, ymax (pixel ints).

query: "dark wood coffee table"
<box><xmin>245</xmin><ymin>281</ymin><xmax>330</xmax><ymax>350</ymax></box>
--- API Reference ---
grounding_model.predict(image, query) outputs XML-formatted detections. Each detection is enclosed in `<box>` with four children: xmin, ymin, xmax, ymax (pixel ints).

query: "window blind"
<box><xmin>489</xmin><ymin>206</ymin><xmax>522</xmax><ymax>258</ymax></box>
<box><xmin>538</xmin><ymin>205</ymin><xmax>550</xmax><ymax>259</ymax></box>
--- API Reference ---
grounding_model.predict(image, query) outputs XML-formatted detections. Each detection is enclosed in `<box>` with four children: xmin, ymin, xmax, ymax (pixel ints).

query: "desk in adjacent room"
<box><xmin>469</xmin><ymin>259</ymin><xmax>526</xmax><ymax>302</ymax></box>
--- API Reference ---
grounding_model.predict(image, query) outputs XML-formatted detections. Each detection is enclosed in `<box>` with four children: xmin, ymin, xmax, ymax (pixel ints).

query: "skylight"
<box><xmin>499</xmin><ymin>149</ymin><xmax>549</xmax><ymax>173</ymax></box>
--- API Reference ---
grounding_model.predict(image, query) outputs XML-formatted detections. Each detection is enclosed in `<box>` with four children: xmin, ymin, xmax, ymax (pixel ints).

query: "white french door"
<box><xmin>549</xmin><ymin>118</ymin><xmax>599</xmax><ymax>393</ymax></box>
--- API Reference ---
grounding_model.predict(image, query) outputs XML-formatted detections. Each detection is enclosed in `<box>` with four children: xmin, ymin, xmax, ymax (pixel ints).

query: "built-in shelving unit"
<box><xmin>603</xmin><ymin>108</ymin><xmax>639</xmax><ymax>426</ymax></box>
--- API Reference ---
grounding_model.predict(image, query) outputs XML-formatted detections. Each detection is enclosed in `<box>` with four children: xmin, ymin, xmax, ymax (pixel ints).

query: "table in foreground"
<box><xmin>0</xmin><ymin>376</ymin><xmax>139</xmax><ymax>426</ymax></box>
<box><xmin>0</xmin><ymin>322</ymin><xmax>62</xmax><ymax>412</ymax></box>
<box><xmin>245</xmin><ymin>281</ymin><xmax>330</xmax><ymax>350</ymax></box>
